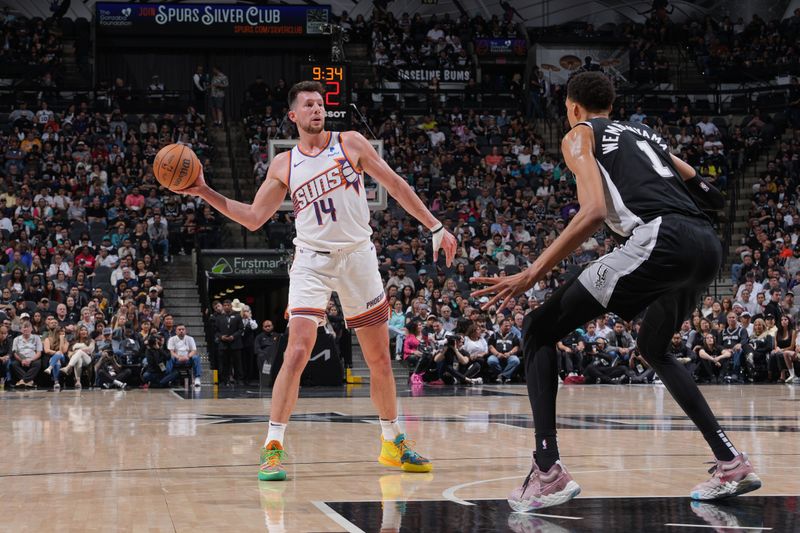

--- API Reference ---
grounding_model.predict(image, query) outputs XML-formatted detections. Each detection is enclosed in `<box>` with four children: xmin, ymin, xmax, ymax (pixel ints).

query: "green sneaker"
<box><xmin>258</xmin><ymin>440</ymin><xmax>287</xmax><ymax>481</ymax></box>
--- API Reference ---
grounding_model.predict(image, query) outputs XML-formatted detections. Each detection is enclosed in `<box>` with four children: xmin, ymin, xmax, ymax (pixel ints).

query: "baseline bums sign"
<box><xmin>95</xmin><ymin>3</ymin><xmax>330</xmax><ymax>37</ymax></box>
<box><xmin>200</xmin><ymin>250</ymin><xmax>290</xmax><ymax>278</ymax></box>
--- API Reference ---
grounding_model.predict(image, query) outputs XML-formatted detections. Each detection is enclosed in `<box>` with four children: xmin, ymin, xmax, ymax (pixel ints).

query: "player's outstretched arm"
<box><xmin>343</xmin><ymin>131</ymin><xmax>456</xmax><ymax>265</ymax></box>
<box><xmin>471</xmin><ymin>126</ymin><xmax>606</xmax><ymax>311</ymax></box>
<box><xmin>179</xmin><ymin>152</ymin><xmax>290</xmax><ymax>232</ymax></box>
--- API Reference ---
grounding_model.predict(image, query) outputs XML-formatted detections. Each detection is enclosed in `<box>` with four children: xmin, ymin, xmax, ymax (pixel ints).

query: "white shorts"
<box><xmin>288</xmin><ymin>244</ymin><xmax>389</xmax><ymax>329</ymax></box>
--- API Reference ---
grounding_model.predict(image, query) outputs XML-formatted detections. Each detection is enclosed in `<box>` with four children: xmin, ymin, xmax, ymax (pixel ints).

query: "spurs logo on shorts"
<box><xmin>594</xmin><ymin>265</ymin><xmax>609</xmax><ymax>289</ymax></box>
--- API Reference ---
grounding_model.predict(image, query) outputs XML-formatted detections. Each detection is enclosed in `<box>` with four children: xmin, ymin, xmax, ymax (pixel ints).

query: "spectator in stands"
<box><xmin>461</xmin><ymin>323</ymin><xmax>489</xmax><ymax>376</ymax></box>
<box><xmin>10</xmin><ymin>320</ymin><xmax>41</xmax><ymax>388</ymax></box>
<box><xmin>209</xmin><ymin>66</ymin><xmax>229</xmax><ymax>127</ymax></box>
<box><xmin>112</xmin><ymin>317</ymin><xmax>141</xmax><ymax>366</ymax></box>
<box><xmin>95</xmin><ymin>327</ymin><xmax>113</xmax><ymax>355</ymax></box>
<box><xmin>487</xmin><ymin>318</ymin><xmax>520</xmax><ymax>382</ymax></box>
<box><xmin>192</xmin><ymin>65</ymin><xmax>208</xmax><ymax>112</ymax></box>
<box><xmin>62</xmin><ymin>325</ymin><xmax>95</xmax><ymax>388</ymax></box>
<box><xmin>696</xmin><ymin>333</ymin><xmax>731</xmax><ymax>383</ymax></box>
<box><xmin>720</xmin><ymin>312</ymin><xmax>749</xmax><ymax>382</ymax></box>
<box><xmin>142</xmin><ymin>334</ymin><xmax>173</xmax><ymax>388</ymax></box>
<box><xmin>94</xmin><ymin>350</ymin><xmax>131</xmax><ymax>389</ymax></box>
<box><xmin>769</xmin><ymin>315</ymin><xmax>795</xmax><ymax>382</ymax></box>
<box><xmin>388</xmin><ymin>299</ymin><xmax>406</xmax><ymax>346</ymax></box>
<box><xmin>159</xmin><ymin>314</ymin><xmax>177</xmax><ymax>339</ymax></box>
<box><xmin>402</xmin><ymin>320</ymin><xmax>426</xmax><ymax>371</ymax></box>
<box><xmin>0</xmin><ymin>325</ymin><xmax>11</xmax><ymax>388</ymax></box>
<box><xmin>582</xmin><ymin>337</ymin><xmax>631</xmax><ymax>384</ymax></box>
<box><xmin>606</xmin><ymin>321</ymin><xmax>635</xmax><ymax>364</ymax></box>
<box><xmin>745</xmin><ymin>318</ymin><xmax>774</xmax><ymax>382</ymax></box>
<box><xmin>42</xmin><ymin>322</ymin><xmax>68</xmax><ymax>390</ymax></box>
<box><xmin>557</xmin><ymin>329</ymin><xmax>584</xmax><ymax>379</ymax></box>
<box><xmin>666</xmin><ymin>331</ymin><xmax>697</xmax><ymax>377</ymax></box>
<box><xmin>214</xmin><ymin>299</ymin><xmax>244</xmax><ymax>386</ymax></box>
<box><xmin>254</xmin><ymin>319</ymin><xmax>279</xmax><ymax>377</ymax></box>
<box><xmin>433</xmin><ymin>332</ymin><xmax>482</xmax><ymax>385</ymax></box>
<box><xmin>147</xmin><ymin>213</ymin><xmax>170</xmax><ymax>263</ymax></box>
<box><xmin>385</xmin><ymin>266</ymin><xmax>415</xmax><ymax>292</ymax></box>
<box><xmin>167</xmin><ymin>324</ymin><xmax>201</xmax><ymax>388</ymax></box>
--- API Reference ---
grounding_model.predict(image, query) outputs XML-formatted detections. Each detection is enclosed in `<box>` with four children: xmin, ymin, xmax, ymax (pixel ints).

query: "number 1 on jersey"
<box><xmin>636</xmin><ymin>140</ymin><xmax>674</xmax><ymax>178</ymax></box>
<box><xmin>313</xmin><ymin>198</ymin><xmax>337</xmax><ymax>225</ymax></box>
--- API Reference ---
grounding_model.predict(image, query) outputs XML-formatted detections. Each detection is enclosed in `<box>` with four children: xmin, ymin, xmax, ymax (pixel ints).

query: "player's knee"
<box><xmin>364</xmin><ymin>350</ymin><xmax>392</xmax><ymax>374</ymax></box>
<box><xmin>636</xmin><ymin>334</ymin><xmax>669</xmax><ymax>368</ymax></box>
<box><xmin>282</xmin><ymin>343</ymin><xmax>314</xmax><ymax>376</ymax></box>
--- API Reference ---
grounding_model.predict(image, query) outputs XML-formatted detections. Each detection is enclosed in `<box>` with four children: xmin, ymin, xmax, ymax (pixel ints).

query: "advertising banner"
<box><xmin>96</xmin><ymin>3</ymin><xmax>330</xmax><ymax>37</ymax></box>
<box><xmin>200</xmin><ymin>250</ymin><xmax>291</xmax><ymax>278</ymax></box>
<box><xmin>396</xmin><ymin>68</ymin><xmax>472</xmax><ymax>82</ymax></box>
<box><xmin>474</xmin><ymin>38</ymin><xmax>527</xmax><ymax>57</ymax></box>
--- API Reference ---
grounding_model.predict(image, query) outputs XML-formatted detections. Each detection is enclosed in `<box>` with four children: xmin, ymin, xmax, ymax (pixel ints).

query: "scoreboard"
<box><xmin>298</xmin><ymin>63</ymin><xmax>349</xmax><ymax>123</ymax></box>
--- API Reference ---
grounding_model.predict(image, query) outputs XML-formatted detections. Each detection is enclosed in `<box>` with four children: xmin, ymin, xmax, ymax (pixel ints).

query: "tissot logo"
<box><xmin>211</xmin><ymin>258</ymin><xmax>233</xmax><ymax>274</ymax></box>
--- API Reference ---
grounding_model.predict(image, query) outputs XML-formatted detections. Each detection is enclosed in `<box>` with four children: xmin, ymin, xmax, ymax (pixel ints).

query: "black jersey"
<box><xmin>580</xmin><ymin>117</ymin><xmax>707</xmax><ymax>238</ymax></box>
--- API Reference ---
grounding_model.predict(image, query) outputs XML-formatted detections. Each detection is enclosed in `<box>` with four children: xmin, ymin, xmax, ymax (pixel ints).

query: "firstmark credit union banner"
<box><xmin>200</xmin><ymin>250</ymin><xmax>291</xmax><ymax>278</ymax></box>
<box><xmin>96</xmin><ymin>3</ymin><xmax>330</xmax><ymax>37</ymax></box>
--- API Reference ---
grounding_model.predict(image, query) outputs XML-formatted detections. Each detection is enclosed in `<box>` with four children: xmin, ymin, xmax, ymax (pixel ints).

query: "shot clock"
<box><xmin>299</xmin><ymin>63</ymin><xmax>349</xmax><ymax>123</ymax></box>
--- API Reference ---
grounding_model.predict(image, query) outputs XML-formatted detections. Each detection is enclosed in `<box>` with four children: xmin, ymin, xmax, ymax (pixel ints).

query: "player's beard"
<box><xmin>303</xmin><ymin>117</ymin><xmax>325</xmax><ymax>134</ymax></box>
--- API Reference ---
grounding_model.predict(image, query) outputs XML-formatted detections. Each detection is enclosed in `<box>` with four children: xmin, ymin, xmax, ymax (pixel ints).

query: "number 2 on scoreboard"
<box><xmin>313</xmin><ymin>198</ymin><xmax>337</xmax><ymax>225</ymax></box>
<box><xmin>325</xmin><ymin>81</ymin><xmax>341</xmax><ymax>106</ymax></box>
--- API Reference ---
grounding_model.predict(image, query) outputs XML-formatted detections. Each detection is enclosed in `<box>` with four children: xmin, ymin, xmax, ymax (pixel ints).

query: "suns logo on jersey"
<box><xmin>292</xmin><ymin>156</ymin><xmax>361</xmax><ymax>213</ymax></box>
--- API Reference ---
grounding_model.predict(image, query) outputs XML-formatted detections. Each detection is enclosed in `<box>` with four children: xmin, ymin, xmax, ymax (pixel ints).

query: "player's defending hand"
<box><xmin>434</xmin><ymin>229</ymin><xmax>457</xmax><ymax>267</ymax></box>
<box><xmin>177</xmin><ymin>167</ymin><xmax>209</xmax><ymax>198</ymax></box>
<box><xmin>471</xmin><ymin>268</ymin><xmax>538</xmax><ymax>312</ymax></box>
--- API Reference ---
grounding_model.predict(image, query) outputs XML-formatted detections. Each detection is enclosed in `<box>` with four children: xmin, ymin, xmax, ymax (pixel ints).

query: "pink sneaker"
<box><xmin>690</xmin><ymin>453</ymin><xmax>762</xmax><ymax>501</ymax></box>
<box><xmin>508</xmin><ymin>455</ymin><xmax>581</xmax><ymax>512</ymax></box>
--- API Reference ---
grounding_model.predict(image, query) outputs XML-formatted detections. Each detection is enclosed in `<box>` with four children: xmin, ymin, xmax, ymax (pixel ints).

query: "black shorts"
<box><xmin>578</xmin><ymin>214</ymin><xmax>722</xmax><ymax>320</ymax></box>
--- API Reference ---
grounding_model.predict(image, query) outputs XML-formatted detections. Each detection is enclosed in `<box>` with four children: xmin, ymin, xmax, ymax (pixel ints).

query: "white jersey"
<box><xmin>288</xmin><ymin>131</ymin><xmax>372</xmax><ymax>251</ymax></box>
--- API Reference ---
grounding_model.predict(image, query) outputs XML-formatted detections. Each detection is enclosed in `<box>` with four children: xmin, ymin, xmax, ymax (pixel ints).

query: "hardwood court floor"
<box><xmin>1</xmin><ymin>382</ymin><xmax>798</xmax><ymax>532</ymax></box>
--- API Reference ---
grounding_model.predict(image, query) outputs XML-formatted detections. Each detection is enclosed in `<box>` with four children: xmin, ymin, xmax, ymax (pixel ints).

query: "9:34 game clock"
<box><xmin>299</xmin><ymin>63</ymin><xmax>349</xmax><ymax>122</ymax></box>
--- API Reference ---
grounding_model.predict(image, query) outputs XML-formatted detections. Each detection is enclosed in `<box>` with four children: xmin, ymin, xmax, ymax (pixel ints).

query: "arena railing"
<box><xmin>222</xmin><ymin>118</ymin><xmax>249</xmax><ymax>248</ymax></box>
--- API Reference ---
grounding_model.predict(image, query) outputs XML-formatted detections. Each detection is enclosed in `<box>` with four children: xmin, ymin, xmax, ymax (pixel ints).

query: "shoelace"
<box><xmin>397</xmin><ymin>438</ymin><xmax>425</xmax><ymax>462</ymax></box>
<box><xmin>262</xmin><ymin>448</ymin><xmax>285</xmax><ymax>469</ymax></box>
<box><xmin>520</xmin><ymin>465</ymin><xmax>538</xmax><ymax>492</ymax></box>
<box><xmin>704</xmin><ymin>459</ymin><xmax>727</xmax><ymax>477</ymax></box>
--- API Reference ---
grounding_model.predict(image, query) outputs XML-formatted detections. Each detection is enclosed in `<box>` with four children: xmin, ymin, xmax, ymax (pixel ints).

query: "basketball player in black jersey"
<box><xmin>473</xmin><ymin>72</ymin><xmax>762</xmax><ymax>511</ymax></box>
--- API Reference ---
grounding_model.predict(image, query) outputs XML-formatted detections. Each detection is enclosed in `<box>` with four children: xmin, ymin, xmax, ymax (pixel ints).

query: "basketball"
<box><xmin>153</xmin><ymin>143</ymin><xmax>200</xmax><ymax>191</ymax></box>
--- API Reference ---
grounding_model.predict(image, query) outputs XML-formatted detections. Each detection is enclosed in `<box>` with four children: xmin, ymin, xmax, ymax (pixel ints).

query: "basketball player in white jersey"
<box><xmin>180</xmin><ymin>81</ymin><xmax>457</xmax><ymax>481</ymax></box>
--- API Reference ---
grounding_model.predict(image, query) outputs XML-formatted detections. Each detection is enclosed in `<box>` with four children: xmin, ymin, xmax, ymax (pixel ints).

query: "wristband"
<box><xmin>431</xmin><ymin>222</ymin><xmax>445</xmax><ymax>253</ymax></box>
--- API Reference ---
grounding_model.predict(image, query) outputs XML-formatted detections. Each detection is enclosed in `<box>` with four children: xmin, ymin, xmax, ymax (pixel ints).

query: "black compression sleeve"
<box><xmin>686</xmin><ymin>172</ymin><xmax>725</xmax><ymax>211</ymax></box>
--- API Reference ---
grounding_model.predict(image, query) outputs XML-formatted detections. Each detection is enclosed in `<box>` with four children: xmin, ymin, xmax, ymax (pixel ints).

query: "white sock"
<box><xmin>379</xmin><ymin>418</ymin><xmax>402</xmax><ymax>440</ymax></box>
<box><xmin>113</xmin><ymin>380</ymin><xmax>124</xmax><ymax>388</ymax></box>
<box><xmin>266</xmin><ymin>421</ymin><xmax>287</xmax><ymax>447</ymax></box>
<box><xmin>790</xmin><ymin>367</ymin><xmax>796</xmax><ymax>378</ymax></box>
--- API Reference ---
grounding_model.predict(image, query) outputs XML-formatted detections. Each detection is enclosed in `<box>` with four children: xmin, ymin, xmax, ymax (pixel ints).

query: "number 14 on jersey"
<box><xmin>313</xmin><ymin>198</ymin><xmax>337</xmax><ymax>225</ymax></box>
